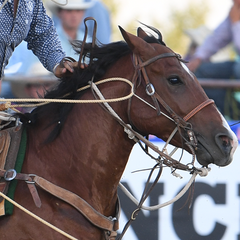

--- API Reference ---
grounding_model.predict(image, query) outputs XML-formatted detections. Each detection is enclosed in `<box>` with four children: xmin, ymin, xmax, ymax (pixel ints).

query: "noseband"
<box><xmin>130</xmin><ymin>52</ymin><xmax>214</xmax><ymax>150</ymax></box>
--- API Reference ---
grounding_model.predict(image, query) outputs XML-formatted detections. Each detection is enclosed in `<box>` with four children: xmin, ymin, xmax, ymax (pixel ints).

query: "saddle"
<box><xmin>0</xmin><ymin>112</ymin><xmax>24</xmax><ymax>216</ymax></box>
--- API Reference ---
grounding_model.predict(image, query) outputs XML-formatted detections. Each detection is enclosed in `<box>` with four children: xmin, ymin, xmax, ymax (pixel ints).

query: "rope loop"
<box><xmin>1</xmin><ymin>77</ymin><xmax>134</xmax><ymax>110</ymax></box>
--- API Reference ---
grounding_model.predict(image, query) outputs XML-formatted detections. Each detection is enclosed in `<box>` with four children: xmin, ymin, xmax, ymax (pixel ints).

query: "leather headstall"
<box><xmin>129</xmin><ymin>52</ymin><xmax>214</xmax><ymax>152</ymax></box>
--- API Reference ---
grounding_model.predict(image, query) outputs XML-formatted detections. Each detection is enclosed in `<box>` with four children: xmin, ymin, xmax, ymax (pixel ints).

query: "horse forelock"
<box><xmin>138</xmin><ymin>23</ymin><xmax>166</xmax><ymax>46</ymax></box>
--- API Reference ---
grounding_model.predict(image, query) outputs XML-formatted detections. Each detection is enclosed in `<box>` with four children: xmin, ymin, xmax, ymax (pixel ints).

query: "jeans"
<box><xmin>194</xmin><ymin>61</ymin><xmax>240</xmax><ymax>117</ymax></box>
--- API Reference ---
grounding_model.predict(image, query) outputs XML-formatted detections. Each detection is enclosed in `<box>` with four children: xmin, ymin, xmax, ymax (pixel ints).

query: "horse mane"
<box><xmin>18</xmin><ymin>24</ymin><xmax>165</xmax><ymax>142</ymax></box>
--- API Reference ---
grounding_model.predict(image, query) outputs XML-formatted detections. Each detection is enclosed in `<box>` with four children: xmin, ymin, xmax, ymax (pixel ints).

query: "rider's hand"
<box><xmin>53</xmin><ymin>59</ymin><xmax>78</xmax><ymax>78</ymax></box>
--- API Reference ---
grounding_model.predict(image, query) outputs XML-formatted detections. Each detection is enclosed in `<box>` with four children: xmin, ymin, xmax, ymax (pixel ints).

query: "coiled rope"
<box><xmin>0</xmin><ymin>77</ymin><xmax>134</xmax><ymax>111</ymax></box>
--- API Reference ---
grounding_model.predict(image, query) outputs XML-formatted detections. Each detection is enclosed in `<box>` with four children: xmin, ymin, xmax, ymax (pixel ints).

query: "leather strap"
<box><xmin>14</xmin><ymin>0</ymin><xmax>18</xmax><ymax>17</ymax></box>
<box><xmin>0</xmin><ymin>169</ymin><xmax>120</xmax><ymax>237</ymax></box>
<box><xmin>136</xmin><ymin>52</ymin><xmax>185</xmax><ymax>69</ymax></box>
<box><xmin>0</xmin><ymin>169</ymin><xmax>42</xmax><ymax>208</ymax></box>
<box><xmin>0</xmin><ymin>169</ymin><xmax>29</xmax><ymax>181</ymax></box>
<box><xmin>154</xmin><ymin>91</ymin><xmax>190</xmax><ymax>128</ymax></box>
<box><xmin>27</xmin><ymin>183</ymin><xmax>41</xmax><ymax>208</ymax></box>
<box><xmin>134</xmin><ymin>55</ymin><xmax>161</xmax><ymax>115</ymax></box>
<box><xmin>78</xmin><ymin>17</ymin><xmax>97</xmax><ymax>67</ymax></box>
<box><xmin>0</xmin><ymin>182</ymin><xmax>6</xmax><ymax>192</ymax></box>
<box><xmin>33</xmin><ymin>176</ymin><xmax>119</xmax><ymax>233</ymax></box>
<box><xmin>183</xmin><ymin>99</ymin><xmax>214</xmax><ymax>121</ymax></box>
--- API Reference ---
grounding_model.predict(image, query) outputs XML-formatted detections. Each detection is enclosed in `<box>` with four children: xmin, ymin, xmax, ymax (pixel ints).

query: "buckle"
<box><xmin>146</xmin><ymin>83</ymin><xmax>155</xmax><ymax>96</ymax></box>
<box><xmin>4</xmin><ymin>169</ymin><xmax>17</xmax><ymax>181</ymax></box>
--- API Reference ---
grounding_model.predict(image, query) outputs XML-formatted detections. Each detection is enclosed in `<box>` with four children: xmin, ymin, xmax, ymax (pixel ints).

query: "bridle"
<box><xmin>77</xmin><ymin>21</ymin><xmax>215</xmax><ymax>239</ymax></box>
<box><xmin>115</xmin><ymin>51</ymin><xmax>214</xmax><ymax>240</ymax></box>
<box><xmin>128</xmin><ymin>52</ymin><xmax>214</xmax><ymax>154</ymax></box>
<box><xmin>78</xmin><ymin>17</ymin><xmax>214</xmax><ymax>149</ymax></box>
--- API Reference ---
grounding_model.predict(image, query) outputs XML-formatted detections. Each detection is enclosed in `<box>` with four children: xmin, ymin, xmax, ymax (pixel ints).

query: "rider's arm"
<box><xmin>25</xmin><ymin>0</ymin><xmax>65</xmax><ymax>73</ymax></box>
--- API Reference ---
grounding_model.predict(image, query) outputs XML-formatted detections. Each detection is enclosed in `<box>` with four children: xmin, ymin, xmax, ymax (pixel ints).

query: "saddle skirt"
<box><xmin>0</xmin><ymin>111</ymin><xmax>26</xmax><ymax>216</ymax></box>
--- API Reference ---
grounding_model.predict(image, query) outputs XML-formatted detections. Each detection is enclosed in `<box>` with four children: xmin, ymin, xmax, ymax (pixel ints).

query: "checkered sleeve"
<box><xmin>25</xmin><ymin>0</ymin><xmax>66</xmax><ymax>72</ymax></box>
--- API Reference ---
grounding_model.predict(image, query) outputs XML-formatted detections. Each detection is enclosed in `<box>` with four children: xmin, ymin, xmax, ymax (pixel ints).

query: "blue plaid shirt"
<box><xmin>0</xmin><ymin>0</ymin><xmax>65</xmax><ymax>78</ymax></box>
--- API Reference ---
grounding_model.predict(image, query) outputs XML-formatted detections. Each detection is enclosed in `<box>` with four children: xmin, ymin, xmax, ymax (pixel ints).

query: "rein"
<box><xmin>93</xmin><ymin>51</ymin><xmax>214</xmax><ymax>239</ymax></box>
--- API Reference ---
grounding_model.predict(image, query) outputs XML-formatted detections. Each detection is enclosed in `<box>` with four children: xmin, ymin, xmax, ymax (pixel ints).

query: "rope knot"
<box><xmin>197</xmin><ymin>167</ymin><xmax>211</xmax><ymax>177</ymax></box>
<box><xmin>0</xmin><ymin>102</ymin><xmax>11</xmax><ymax>111</ymax></box>
<box><xmin>124</xmin><ymin>124</ymin><xmax>136</xmax><ymax>140</ymax></box>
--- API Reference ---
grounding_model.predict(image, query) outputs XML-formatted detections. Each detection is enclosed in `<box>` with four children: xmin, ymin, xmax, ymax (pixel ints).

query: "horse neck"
<box><xmin>26</xmin><ymin>58</ymin><xmax>136</xmax><ymax>216</ymax></box>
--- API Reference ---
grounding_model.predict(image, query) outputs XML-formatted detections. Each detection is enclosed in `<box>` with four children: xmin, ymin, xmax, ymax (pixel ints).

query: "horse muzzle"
<box><xmin>196</xmin><ymin>129</ymin><xmax>238</xmax><ymax>167</ymax></box>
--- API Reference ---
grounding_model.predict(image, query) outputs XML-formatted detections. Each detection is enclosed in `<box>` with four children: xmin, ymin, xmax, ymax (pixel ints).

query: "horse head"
<box><xmin>119</xmin><ymin>26</ymin><xmax>238</xmax><ymax>167</ymax></box>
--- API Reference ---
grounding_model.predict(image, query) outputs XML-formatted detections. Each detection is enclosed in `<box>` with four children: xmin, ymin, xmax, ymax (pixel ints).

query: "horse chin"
<box><xmin>195</xmin><ymin>150</ymin><xmax>232</xmax><ymax>167</ymax></box>
<box><xmin>195</xmin><ymin>141</ymin><xmax>234</xmax><ymax>167</ymax></box>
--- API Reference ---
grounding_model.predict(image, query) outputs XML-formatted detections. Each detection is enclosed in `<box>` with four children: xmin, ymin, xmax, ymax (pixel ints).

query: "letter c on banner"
<box><xmin>172</xmin><ymin>182</ymin><xmax>227</xmax><ymax>240</ymax></box>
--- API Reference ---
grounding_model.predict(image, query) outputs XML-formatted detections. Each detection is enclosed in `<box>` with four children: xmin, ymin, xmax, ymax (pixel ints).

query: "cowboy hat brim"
<box><xmin>46</xmin><ymin>0</ymin><xmax>94</xmax><ymax>16</ymax></box>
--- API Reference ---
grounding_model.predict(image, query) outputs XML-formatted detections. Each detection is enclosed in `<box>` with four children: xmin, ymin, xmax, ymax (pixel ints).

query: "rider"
<box><xmin>0</xmin><ymin>0</ymin><xmax>78</xmax><ymax>94</ymax></box>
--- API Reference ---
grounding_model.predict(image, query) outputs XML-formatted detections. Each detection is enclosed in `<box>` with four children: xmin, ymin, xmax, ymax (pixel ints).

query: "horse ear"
<box><xmin>118</xmin><ymin>26</ymin><xmax>154</xmax><ymax>56</ymax></box>
<box><xmin>137</xmin><ymin>27</ymin><xmax>148</xmax><ymax>39</ymax></box>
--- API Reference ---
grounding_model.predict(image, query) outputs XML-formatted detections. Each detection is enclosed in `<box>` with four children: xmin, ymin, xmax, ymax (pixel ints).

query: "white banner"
<box><xmin>118</xmin><ymin>140</ymin><xmax>240</xmax><ymax>240</ymax></box>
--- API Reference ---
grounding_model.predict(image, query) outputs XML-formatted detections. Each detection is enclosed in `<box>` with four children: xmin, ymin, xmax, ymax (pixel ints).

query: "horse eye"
<box><xmin>167</xmin><ymin>76</ymin><xmax>182</xmax><ymax>85</ymax></box>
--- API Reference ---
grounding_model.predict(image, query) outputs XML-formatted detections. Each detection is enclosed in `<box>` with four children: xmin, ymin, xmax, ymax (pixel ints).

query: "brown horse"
<box><xmin>0</xmin><ymin>25</ymin><xmax>237</xmax><ymax>239</ymax></box>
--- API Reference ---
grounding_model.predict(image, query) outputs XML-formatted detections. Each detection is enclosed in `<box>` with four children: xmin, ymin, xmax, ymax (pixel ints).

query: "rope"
<box><xmin>0</xmin><ymin>77</ymin><xmax>133</xmax><ymax>238</ymax></box>
<box><xmin>133</xmin><ymin>93</ymin><xmax>175</xmax><ymax>122</ymax></box>
<box><xmin>90</xmin><ymin>81</ymin><xmax>123</xmax><ymax>121</ymax></box>
<box><xmin>119</xmin><ymin>167</ymin><xmax>210</xmax><ymax>211</ymax></box>
<box><xmin>89</xmin><ymin>77</ymin><xmax>211</xmax><ymax>212</ymax></box>
<box><xmin>0</xmin><ymin>192</ymin><xmax>78</xmax><ymax>240</ymax></box>
<box><xmin>0</xmin><ymin>78</ymin><xmax>134</xmax><ymax>110</ymax></box>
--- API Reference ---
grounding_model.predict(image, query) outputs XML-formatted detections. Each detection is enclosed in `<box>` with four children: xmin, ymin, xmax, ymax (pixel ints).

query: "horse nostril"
<box><xmin>221</xmin><ymin>135</ymin><xmax>230</xmax><ymax>147</ymax></box>
<box><xmin>215</xmin><ymin>134</ymin><xmax>232</xmax><ymax>155</ymax></box>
